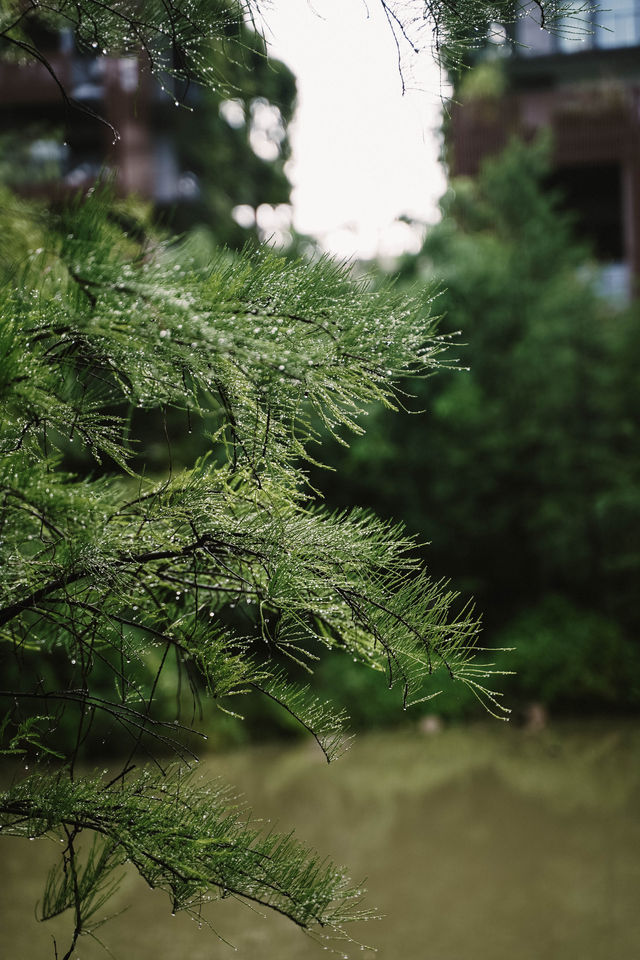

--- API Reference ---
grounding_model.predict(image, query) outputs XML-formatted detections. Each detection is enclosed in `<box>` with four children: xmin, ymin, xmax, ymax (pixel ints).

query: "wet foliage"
<box><xmin>0</xmin><ymin>183</ymin><xmax>503</xmax><ymax>954</ymax></box>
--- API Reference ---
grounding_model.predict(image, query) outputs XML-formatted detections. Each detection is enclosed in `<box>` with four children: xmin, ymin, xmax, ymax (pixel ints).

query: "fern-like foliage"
<box><xmin>0</xmin><ymin>0</ymin><xmax>531</xmax><ymax>953</ymax></box>
<box><xmin>0</xmin><ymin>186</ymin><xmax>506</xmax><ymax>953</ymax></box>
<box><xmin>3</xmin><ymin>766</ymin><xmax>369</xmax><ymax>931</ymax></box>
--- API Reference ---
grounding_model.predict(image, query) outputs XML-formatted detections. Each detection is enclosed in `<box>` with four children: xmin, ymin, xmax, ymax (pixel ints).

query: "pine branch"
<box><xmin>0</xmin><ymin>72</ymin><xmax>512</xmax><ymax>948</ymax></box>
<box><xmin>0</xmin><ymin>767</ymin><xmax>370</xmax><ymax>932</ymax></box>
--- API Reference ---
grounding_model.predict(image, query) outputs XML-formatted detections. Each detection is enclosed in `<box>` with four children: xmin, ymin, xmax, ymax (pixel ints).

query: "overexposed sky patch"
<box><xmin>261</xmin><ymin>0</ymin><xmax>449</xmax><ymax>260</ymax></box>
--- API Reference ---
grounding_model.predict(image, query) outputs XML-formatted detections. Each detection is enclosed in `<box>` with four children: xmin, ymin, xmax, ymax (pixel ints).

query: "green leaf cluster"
<box><xmin>0</xmin><ymin>182</ymin><xmax>498</xmax><ymax>953</ymax></box>
<box><xmin>4</xmin><ymin>766</ymin><xmax>368</xmax><ymax>934</ymax></box>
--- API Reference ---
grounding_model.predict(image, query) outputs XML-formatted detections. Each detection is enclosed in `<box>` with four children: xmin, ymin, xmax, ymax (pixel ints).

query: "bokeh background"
<box><xmin>1</xmin><ymin>2</ymin><xmax>639</xmax><ymax>958</ymax></box>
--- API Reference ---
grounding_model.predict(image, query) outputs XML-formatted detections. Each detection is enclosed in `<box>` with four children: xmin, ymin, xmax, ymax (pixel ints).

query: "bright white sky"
<box><xmin>261</xmin><ymin>0</ymin><xmax>449</xmax><ymax>260</ymax></box>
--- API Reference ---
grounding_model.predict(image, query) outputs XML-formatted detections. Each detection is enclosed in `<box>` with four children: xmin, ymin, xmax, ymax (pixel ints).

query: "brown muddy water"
<box><xmin>1</xmin><ymin>721</ymin><xmax>639</xmax><ymax>960</ymax></box>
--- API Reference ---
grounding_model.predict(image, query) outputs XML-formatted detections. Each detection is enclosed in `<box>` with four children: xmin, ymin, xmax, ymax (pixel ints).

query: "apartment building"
<box><xmin>0</xmin><ymin>25</ymin><xmax>190</xmax><ymax>206</ymax></box>
<box><xmin>448</xmin><ymin>0</ymin><xmax>640</xmax><ymax>297</ymax></box>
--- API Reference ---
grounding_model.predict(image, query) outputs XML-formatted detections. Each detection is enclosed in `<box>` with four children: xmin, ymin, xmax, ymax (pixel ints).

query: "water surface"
<box><xmin>1</xmin><ymin>721</ymin><xmax>639</xmax><ymax>959</ymax></box>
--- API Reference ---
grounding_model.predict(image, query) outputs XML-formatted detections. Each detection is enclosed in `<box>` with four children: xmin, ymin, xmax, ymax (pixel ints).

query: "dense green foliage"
<box><xmin>491</xmin><ymin>596</ymin><xmax>639</xmax><ymax>709</ymax></box>
<box><xmin>0</xmin><ymin>182</ymin><xmax>502</xmax><ymax>954</ymax></box>
<box><xmin>315</xmin><ymin>139</ymin><xmax>640</xmax><ymax>715</ymax></box>
<box><xmin>0</xmin><ymin>3</ymin><xmax>601</xmax><ymax>956</ymax></box>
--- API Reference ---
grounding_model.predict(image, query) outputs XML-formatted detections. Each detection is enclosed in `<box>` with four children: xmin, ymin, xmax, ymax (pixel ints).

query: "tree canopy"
<box><xmin>315</xmin><ymin>137</ymin><xmax>640</xmax><ymax>716</ymax></box>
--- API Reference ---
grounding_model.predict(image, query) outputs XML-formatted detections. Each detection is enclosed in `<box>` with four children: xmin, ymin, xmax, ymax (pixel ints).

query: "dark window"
<box><xmin>549</xmin><ymin>163</ymin><xmax>624</xmax><ymax>261</ymax></box>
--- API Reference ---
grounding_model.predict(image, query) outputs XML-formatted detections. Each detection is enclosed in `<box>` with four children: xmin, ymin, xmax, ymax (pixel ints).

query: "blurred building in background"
<box><xmin>448</xmin><ymin>0</ymin><xmax>640</xmax><ymax>300</ymax></box>
<box><xmin>0</xmin><ymin>20</ymin><xmax>295</xmax><ymax>247</ymax></box>
<box><xmin>0</xmin><ymin>25</ymin><xmax>193</xmax><ymax>208</ymax></box>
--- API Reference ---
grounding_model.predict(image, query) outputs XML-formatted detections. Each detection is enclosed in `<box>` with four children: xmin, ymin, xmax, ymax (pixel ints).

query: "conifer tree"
<box><xmin>0</xmin><ymin>2</ymin><xmax>577</xmax><ymax>956</ymax></box>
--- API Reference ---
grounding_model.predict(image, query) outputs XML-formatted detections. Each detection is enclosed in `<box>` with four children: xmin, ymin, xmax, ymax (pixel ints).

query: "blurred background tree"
<box><xmin>312</xmin><ymin>137</ymin><xmax>640</xmax><ymax>719</ymax></box>
<box><xmin>159</xmin><ymin>26</ymin><xmax>296</xmax><ymax>247</ymax></box>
